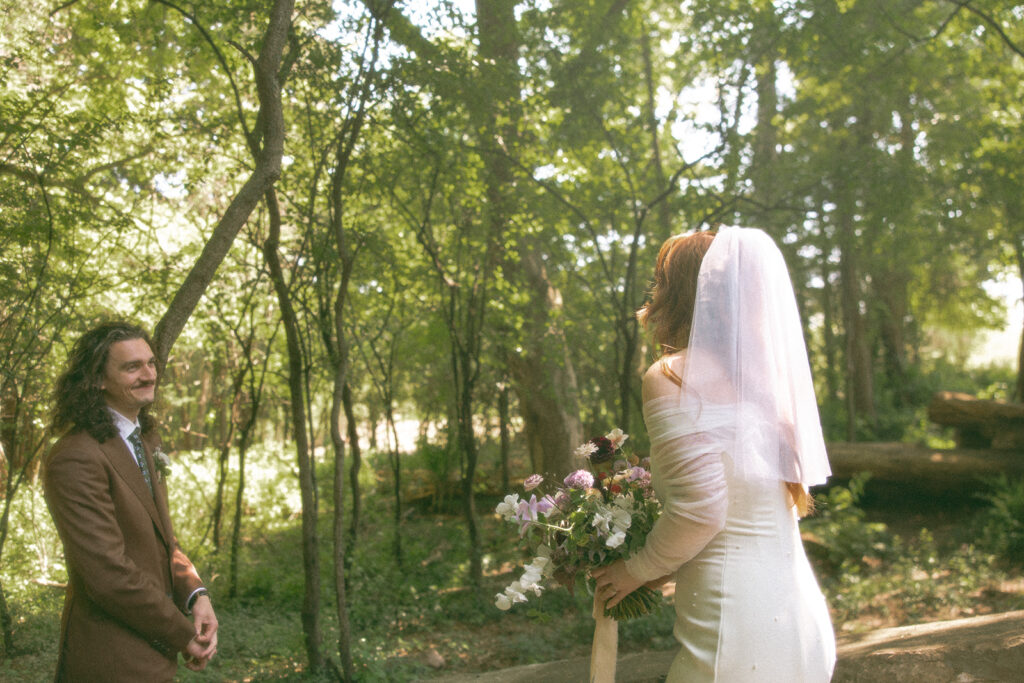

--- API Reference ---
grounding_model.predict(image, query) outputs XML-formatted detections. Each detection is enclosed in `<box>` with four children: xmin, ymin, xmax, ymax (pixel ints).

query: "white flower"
<box><xmin>606</xmin><ymin>530</ymin><xmax>626</xmax><ymax>549</ymax></box>
<box><xmin>495</xmin><ymin>593</ymin><xmax>512</xmax><ymax>610</ymax></box>
<box><xmin>520</xmin><ymin>557</ymin><xmax>548</xmax><ymax>595</ymax></box>
<box><xmin>535</xmin><ymin>546</ymin><xmax>554</xmax><ymax>575</ymax></box>
<box><xmin>611</xmin><ymin>499</ymin><xmax>633</xmax><ymax>526</ymax></box>
<box><xmin>152</xmin><ymin>448</ymin><xmax>172</xmax><ymax>479</ymax></box>
<box><xmin>574</xmin><ymin>442</ymin><xmax>598</xmax><ymax>459</ymax></box>
<box><xmin>591</xmin><ymin>506</ymin><xmax>612</xmax><ymax>536</ymax></box>
<box><xmin>521</xmin><ymin>573</ymin><xmax>544</xmax><ymax>596</ymax></box>
<box><xmin>495</xmin><ymin>494</ymin><xmax>521</xmax><ymax>520</ymax></box>
<box><xmin>605</xmin><ymin>428</ymin><xmax>629</xmax><ymax>450</ymax></box>
<box><xmin>505</xmin><ymin>582</ymin><xmax>528</xmax><ymax>604</ymax></box>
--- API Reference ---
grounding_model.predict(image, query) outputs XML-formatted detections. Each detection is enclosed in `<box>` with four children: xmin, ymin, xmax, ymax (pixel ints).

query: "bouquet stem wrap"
<box><xmin>590</xmin><ymin>594</ymin><xmax>617</xmax><ymax>683</ymax></box>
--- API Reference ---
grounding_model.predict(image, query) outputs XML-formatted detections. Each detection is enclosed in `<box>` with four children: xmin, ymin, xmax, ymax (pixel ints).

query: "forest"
<box><xmin>1</xmin><ymin>0</ymin><xmax>1023</xmax><ymax>680</ymax></box>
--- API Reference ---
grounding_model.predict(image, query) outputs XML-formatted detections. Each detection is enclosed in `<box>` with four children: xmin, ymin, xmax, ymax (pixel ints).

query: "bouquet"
<box><xmin>494</xmin><ymin>428</ymin><xmax>662</xmax><ymax>620</ymax></box>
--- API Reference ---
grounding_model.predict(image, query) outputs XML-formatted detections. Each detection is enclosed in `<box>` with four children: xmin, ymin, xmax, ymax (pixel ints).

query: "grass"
<box><xmin>3</xmin><ymin>447</ymin><xmax>1024</xmax><ymax>681</ymax></box>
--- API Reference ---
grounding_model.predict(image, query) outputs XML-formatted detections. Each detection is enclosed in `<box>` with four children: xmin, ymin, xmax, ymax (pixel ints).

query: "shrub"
<box><xmin>976</xmin><ymin>474</ymin><xmax>1024</xmax><ymax>565</ymax></box>
<box><xmin>803</xmin><ymin>472</ymin><xmax>893</xmax><ymax>572</ymax></box>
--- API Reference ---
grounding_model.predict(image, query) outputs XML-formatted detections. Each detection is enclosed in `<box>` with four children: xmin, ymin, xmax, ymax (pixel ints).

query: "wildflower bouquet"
<box><xmin>495</xmin><ymin>429</ymin><xmax>662</xmax><ymax>620</ymax></box>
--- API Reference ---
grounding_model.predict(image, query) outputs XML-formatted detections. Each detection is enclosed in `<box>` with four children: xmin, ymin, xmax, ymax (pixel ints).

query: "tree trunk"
<box><xmin>213</xmin><ymin>359</ymin><xmax>248</xmax><ymax>550</ymax></box>
<box><xmin>343</xmin><ymin>381</ymin><xmax>362</xmax><ymax>540</ymax></box>
<box><xmin>751</xmin><ymin>32</ymin><xmax>778</xmax><ymax>228</ymax></box>
<box><xmin>330</xmin><ymin>368</ymin><xmax>354</xmax><ymax>679</ymax></box>
<box><xmin>228</xmin><ymin>439</ymin><xmax>247</xmax><ymax>600</ymax></box>
<box><xmin>837</xmin><ymin>200</ymin><xmax>877</xmax><ymax>439</ymax></box>
<box><xmin>508</xmin><ymin>250</ymin><xmax>582</xmax><ymax>476</ymax></box>
<box><xmin>0</xmin><ymin>575</ymin><xmax>11</xmax><ymax>658</ymax></box>
<box><xmin>261</xmin><ymin>187</ymin><xmax>323</xmax><ymax>674</ymax></box>
<box><xmin>152</xmin><ymin>0</ymin><xmax>294</xmax><ymax>366</ymax></box>
<box><xmin>826</xmin><ymin>441</ymin><xmax>1024</xmax><ymax>498</ymax></box>
<box><xmin>1016</xmin><ymin>236</ymin><xmax>1024</xmax><ymax>402</ymax></box>
<box><xmin>875</xmin><ymin>269</ymin><xmax>911</xmax><ymax>407</ymax></box>
<box><xmin>617</xmin><ymin>212</ymin><xmax>648</xmax><ymax>436</ymax></box>
<box><xmin>228</xmin><ymin>363</ymin><xmax>266</xmax><ymax>599</ymax></box>
<box><xmin>0</xmin><ymin>385</ymin><xmax>23</xmax><ymax>655</ymax></box>
<box><xmin>820</xmin><ymin>257</ymin><xmax>840</xmax><ymax>403</ymax></box>
<box><xmin>927</xmin><ymin>391</ymin><xmax>1024</xmax><ymax>449</ymax></box>
<box><xmin>498</xmin><ymin>383</ymin><xmax>511</xmax><ymax>493</ymax></box>
<box><xmin>385</xmin><ymin>401</ymin><xmax>403</xmax><ymax>566</ymax></box>
<box><xmin>324</xmin><ymin>48</ymin><xmax>379</xmax><ymax>667</ymax></box>
<box><xmin>640</xmin><ymin>26</ymin><xmax>671</xmax><ymax>237</ymax></box>
<box><xmin>455</xmin><ymin>346</ymin><xmax>481</xmax><ymax>585</ymax></box>
<box><xmin>476</xmin><ymin>0</ymin><xmax>581</xmax><ymax>478</ymax></box>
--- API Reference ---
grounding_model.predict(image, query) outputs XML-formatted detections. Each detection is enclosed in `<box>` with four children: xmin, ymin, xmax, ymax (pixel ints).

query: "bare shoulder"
<box><xmin>642</xmin><ymin>352</ymin><xmax>686</xmax><ymax>402</ymax></box>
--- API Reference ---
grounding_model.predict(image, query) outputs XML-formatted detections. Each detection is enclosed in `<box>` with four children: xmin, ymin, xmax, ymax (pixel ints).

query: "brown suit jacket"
<box><xmin>43</xmin><ymin>428</ymin><xmax>204</xmax><ymax>682</ymax></box>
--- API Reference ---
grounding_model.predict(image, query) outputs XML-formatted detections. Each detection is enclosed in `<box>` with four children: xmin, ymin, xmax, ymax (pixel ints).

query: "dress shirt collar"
<box><xmin>107</xmin><ymin>407</ymin><xmax>141</xmax><ymax>440</ymax></box>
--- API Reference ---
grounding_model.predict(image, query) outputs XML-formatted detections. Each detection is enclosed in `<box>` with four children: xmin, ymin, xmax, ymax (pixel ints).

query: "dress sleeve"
<box><xmin>624</xmin><ymin>369</ymin><xmax>729</xmax><ymax>582</ymax></box>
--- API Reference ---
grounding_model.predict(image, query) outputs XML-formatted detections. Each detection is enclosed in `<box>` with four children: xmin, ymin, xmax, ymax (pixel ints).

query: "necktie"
<box><xmin>128</xmin><ymin>428</ymin><xmax>154</xmax><ymax>495</ymax></box>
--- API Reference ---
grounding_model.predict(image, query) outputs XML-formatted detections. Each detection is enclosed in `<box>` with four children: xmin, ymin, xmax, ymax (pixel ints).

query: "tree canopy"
<box><xmin>1</xmin><ymin>0</ymin><xmax>1022</xmax><ymax>673</ymax></box>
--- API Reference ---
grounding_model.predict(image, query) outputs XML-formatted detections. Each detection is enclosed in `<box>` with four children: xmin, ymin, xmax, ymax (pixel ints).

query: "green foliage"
<box><xmin>818</xmin><ymin>357</ymin><xmax>1017</xmax><ymax>443</ymax></box>
<box><xmin>7</xmin><ymin>447</ymin><xmax>1024</xmax><ymax>679</ymax></box>
<box><xmin>3</xmin><ymin>0</ymin><xmax>1024</xmax><ymax>676</ymax></box>
<box><xmin>805</xmin><ymin>475</ymin><xmax>1023</xmax><ymax>631</ymax></box>
<box><xmin>803</xmin><ymin>472</ymin><xmax>892</xmax><ymax>571</ymax></box>
<box><xmin>409</xmin><ymin>438</ymin><xmax>456</xmax><ymax>496</ymax></box>
<box><xmin>976</xmin><ymin>475</ymin><xmax>1024</xmax><ymax>565</ymax></box>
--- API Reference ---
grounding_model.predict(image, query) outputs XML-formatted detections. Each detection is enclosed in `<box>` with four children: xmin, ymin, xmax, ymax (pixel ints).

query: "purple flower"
<box><xmin>563</xmin><ymin>469</ymin><xmax>595</xmax><ymax>490</ymax></box>
<box><xmin>626</xmin><ymin>466</ymin><xmax>651</xmax><ymax>483</ymax></box>
<box><xmin>524</xmin><ymin>474</ymin><xmax>544</xmax><ymax>491</ymax></box>
<box><xmin>515</xmin><ymin>494</ymin><xmax>555</xmax><ymax>535</ymax></box>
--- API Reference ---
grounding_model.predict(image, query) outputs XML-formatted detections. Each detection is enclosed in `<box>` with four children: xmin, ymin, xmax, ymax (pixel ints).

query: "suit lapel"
<box><xmin>142</xmin><ymin>433</ymin><xmax>176</xmax><ymax>543</ymax></box>
<box><xmin>99</xmin><ymin>437</ymin><xmax>170</xmax><ymax>546</ymax></box>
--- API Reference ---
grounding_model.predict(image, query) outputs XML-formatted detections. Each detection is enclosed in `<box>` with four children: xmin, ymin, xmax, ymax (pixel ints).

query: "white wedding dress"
<box><xmin>626</xmin><ymin>394</ymin><xmax>836</xmax><ymax>682</ymax></box>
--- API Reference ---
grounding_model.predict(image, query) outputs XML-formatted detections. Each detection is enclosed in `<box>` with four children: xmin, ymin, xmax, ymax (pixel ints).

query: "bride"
<box><xmin>591</xmin><ymin>227</ymin><xmax>836</xmax><ymax>681</ymax></box>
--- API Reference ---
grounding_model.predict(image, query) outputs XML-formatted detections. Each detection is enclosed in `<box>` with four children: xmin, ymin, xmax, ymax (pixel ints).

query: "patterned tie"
<box><xmin>128</xmin><ymin>428</ymin><xmax>154</xmax><ymax>495</ymax></box>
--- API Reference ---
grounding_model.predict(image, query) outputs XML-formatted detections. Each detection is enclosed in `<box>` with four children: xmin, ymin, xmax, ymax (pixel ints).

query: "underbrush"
<box><xmin>803</xmin><ymin>473</ymin><xmax>1024</xmax><ymax>635</ymax></box>
<box><xmin>3</xmin><ymin>447</ymin><xmax>1024</xmax><ymax>681</ymax></box>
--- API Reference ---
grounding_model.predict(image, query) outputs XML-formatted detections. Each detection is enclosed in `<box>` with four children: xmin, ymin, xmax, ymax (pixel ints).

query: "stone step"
<box><xmin>427</xmin><ymin>610</ymin><xmax>1024</xmax><ymax>682</ymax></box>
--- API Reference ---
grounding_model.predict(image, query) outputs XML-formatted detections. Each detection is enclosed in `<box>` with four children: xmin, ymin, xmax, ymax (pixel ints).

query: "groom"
<box><xmin>44</xmin><ymin>321</ymin><xmax>218</xmax><ymax>681</ymax></box>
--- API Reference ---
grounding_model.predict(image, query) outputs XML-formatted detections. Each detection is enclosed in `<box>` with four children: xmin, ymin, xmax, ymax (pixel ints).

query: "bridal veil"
<box><xmin>681</xmin><ymin>226</ymin><xmax>830</xmax><ymax>488</ymax></box>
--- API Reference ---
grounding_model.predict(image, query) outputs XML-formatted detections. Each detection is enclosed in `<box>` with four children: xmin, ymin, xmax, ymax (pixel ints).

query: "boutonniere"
<box><xmin>152</xmin><ymin>447</ymin><xmax>172</xmax><ymax>481</ymax></box>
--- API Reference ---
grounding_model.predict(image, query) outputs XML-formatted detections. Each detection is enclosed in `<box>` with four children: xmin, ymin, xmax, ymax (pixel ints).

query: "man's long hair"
<box><xmin>51</xmin><ymin>321</ymin><xmax>157</xmax><ymax>442</ymax></box>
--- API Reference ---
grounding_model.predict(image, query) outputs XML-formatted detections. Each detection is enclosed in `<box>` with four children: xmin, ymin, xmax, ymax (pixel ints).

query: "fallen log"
<box><xmin>833</xmin><ymin>610</ymin><xmax>1024</xmax><ymax>683</ymax></box>
<box><xmin>927</xmin><ymin>392</ymin><xmax>1024</xmax><ymax>449</ymax></box>
<box><xmin>824</xmin><ymin>441</ymin><xmax>1024</xmax><ymax>498</ymax></box>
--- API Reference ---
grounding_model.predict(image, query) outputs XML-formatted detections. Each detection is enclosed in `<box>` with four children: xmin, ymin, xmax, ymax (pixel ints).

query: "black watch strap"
<box><xmin>187</xmin><ymin>587</ymin><xmax>209</xmax><ymax>611</ymax></box>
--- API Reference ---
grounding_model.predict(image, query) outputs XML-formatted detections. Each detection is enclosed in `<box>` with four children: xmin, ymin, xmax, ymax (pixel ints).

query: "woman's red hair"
<box><xmin>636</xmin><ymin>231</ymin><xmax>716</xmax><ymax>353</ymax></box>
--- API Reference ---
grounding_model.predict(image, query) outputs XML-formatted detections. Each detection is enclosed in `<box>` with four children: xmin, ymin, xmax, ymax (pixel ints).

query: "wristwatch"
<box><xmin>187</xmin><ymin>587</ymin><xmax>210</xmax><ymax>612</ymax></box>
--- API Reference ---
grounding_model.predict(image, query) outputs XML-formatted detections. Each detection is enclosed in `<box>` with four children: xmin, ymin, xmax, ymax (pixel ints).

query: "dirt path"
<box><xmin>430</xmin><ymin>610</ymin><xmax>1024</xmax><ymax>682</ymax></box>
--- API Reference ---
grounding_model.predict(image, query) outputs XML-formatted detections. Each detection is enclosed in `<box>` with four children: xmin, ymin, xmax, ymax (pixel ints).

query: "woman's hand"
<box><xmin>590</xmin><ymin>560</ymin><xmax>644</xmax><ymax>610</ymax></box>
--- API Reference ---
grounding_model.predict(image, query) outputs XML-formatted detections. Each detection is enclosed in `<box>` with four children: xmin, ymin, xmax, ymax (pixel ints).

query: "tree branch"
<box><xmin>151</xmin><ymin>0</ymin><xmax>257</xmax><ymax>153</ymax></box>
<box><xmin>948</xmin><ymin>0</ymin><xmax>1024</xmax><ymax>59</ymax></box>
<box><xmin>153</xmin><ymin>0</ymin><xmax>295</xmax><ymax>366</ymax></box>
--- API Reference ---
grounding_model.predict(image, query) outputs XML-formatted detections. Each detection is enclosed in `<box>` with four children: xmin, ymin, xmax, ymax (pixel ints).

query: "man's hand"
<box><xmin>184</xmin><ymin>637</ymin><xmax>211</xmax><ymax>671</ymax></box>
<box><xmin>184</xmin><ymin>594</ymin><xmax>218</xmax><ymax>670</ymax></box>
